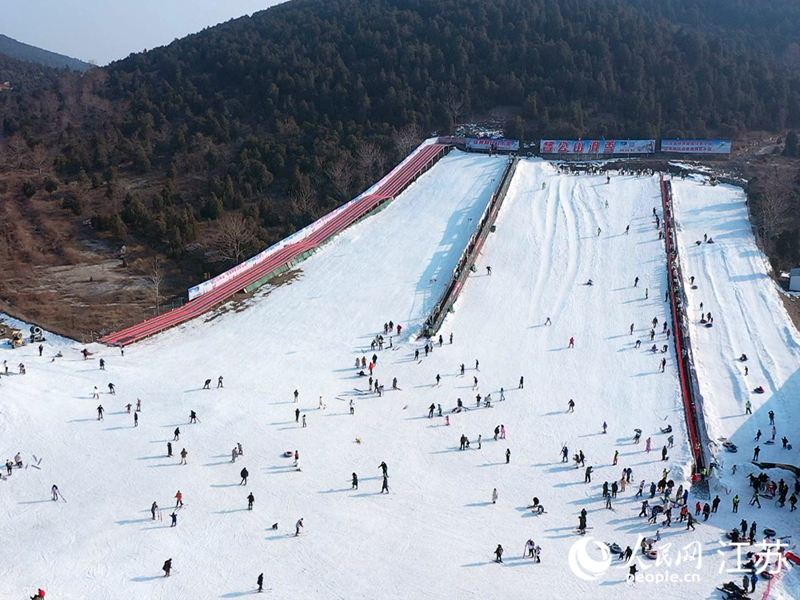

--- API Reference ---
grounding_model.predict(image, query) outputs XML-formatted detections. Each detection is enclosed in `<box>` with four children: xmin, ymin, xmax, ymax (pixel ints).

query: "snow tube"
<box><xmin>753</xmin><ymin>387</ymin><xmax>765</xmax><ymax>394</ymax></box>
<box><xmin>607</xmin><ymin>543</ymin><xmax>622</xmax><ymax>554</ymax></box>
<box><xmin>785</xmin><ymin>551</ymin><xmax>800</xmax><ymax>566</ymax></box>
<box><xmin>645</xmin><ymin>549</ymin><xmax>658</xmax><ymax>560</ymax></box>
<box><xmin>283</xmin><ymin>451</ymin><xmax>293</xmax><ymax>457</ymax></box>
<box><xmin>705</xmin><ymin>322</ymin><xmax>713</xmax><ymax>328</ymax></box>
<box><xmin>691</xmin><ymin>285</ymin><xmax>698</xmax><ymax>290</ymax></box>
<box><xmin>763</xmin><ymin>528</ymin><xmax>776</xmax><ymax>537</ymax></box>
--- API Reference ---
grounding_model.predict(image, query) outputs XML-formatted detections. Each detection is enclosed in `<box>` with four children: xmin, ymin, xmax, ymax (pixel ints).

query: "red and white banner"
<box><xmin>660</xmin><ymin>139</ymin><xmax>732</xmax><ymax>154</ymax></box>
<box><xmin>539</xmin><ymin>139</ymin><xmax>656</xmax><ymax>155</ymax></box>
<box><xmin>466</xmin><ymin>138</ymin><xmax>520</xmax><ymax>152</ymax></box>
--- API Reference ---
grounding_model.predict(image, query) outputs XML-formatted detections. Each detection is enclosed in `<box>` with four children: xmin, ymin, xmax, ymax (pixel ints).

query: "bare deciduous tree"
<box><xmin>148</xmin><ymin>257</ymin><xmax>165</xmax><ymax>313</ymax></box>
<box><xmin>289</xmin><ymin>174</ymin><xmax>319</xmax><ymax>217</ymax></box>
<box><xmin>394</xmin><ymin>123</ymin><xmax>423</xmax><ymax>157</ymax></box>
<box><xmin>213</xmin><ymin>213</ymin><xmax>257</xmax><ymax>265</ymax></box>
<box><xmin>30</xmin><ymin>146</ymin><xmax>50</xmax><ymax>179</ymax></box>
<box><xmin>355</xmin><ymin>142</ymin><xmax>387</xmax><ymax>185</ymax></box>
<box><xmin>756</xmin><ymin>168</ymin><xmax>794</xmax><ymax>250</ymax></box>
<box><xmin>5</xmin><ymin>134</ymin><xmax>29</xmax><ymax>170</ymax></box>
<box><xmin>444</xmin><ymin>95</ymin><xmax>467</xmax><ymax>123</ymax></box>
<box><xmin>325</xmin><ymin>153</ymin><xmax>354</xmax><ymax>200</ymax></box>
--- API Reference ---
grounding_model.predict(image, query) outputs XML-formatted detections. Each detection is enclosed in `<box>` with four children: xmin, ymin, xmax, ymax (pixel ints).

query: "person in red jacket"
<box><xmin>31</xmin><ymin>589</ymin><xmax>46</xmax><ymax>600</ymax></box>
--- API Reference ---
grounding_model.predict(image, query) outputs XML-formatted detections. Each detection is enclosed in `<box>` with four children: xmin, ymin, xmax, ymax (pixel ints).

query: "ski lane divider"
<box><xmin>661</xmin><ymin>177</ymin><xmax>707</xmax><ymax>477</ymax></box>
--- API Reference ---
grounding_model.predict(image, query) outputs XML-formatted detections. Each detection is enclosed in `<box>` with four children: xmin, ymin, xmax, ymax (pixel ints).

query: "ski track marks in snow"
<box><xmin>2</xmin><ymin>159</ymin><xmax>799</xmax><ymax>599</ymax></box>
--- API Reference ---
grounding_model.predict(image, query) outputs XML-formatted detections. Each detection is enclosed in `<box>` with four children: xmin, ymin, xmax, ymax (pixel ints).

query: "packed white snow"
<box><xmin>1</xmin><ymin>157</ymin><xmax>798</xmax><ymax>599</ymax></box>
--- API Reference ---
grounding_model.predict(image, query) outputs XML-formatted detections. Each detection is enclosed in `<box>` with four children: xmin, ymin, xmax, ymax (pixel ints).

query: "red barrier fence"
<box><xmin>100</xmin><ymin>143</ymin><xmax>449</xmax><ymax>346</ymax></box>
<box><xmin>661</xmin><ymin>178</ymin><xmax>707</xmax><ymax>476</ymax></box>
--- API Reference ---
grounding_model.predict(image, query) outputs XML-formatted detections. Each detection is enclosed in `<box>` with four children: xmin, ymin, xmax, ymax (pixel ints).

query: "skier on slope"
<box><xmin>163</xmin><ymin>558</ymin><xmax>172</xmax><ymax>577</ymax></box>
<box><xmin>494</xmin><ymin>544</ymin><xmax>504</xmax><ymax>563</ymax></box>
<box><xmin>241</xmin><ymin>467</ymin><xmax>249</xmax><ymax>485</ymax></box>
<box><xmin>295</xmin><ymin>518</ymin><xmax>304</xmax><ymax>536</ymax></box>
<box><xmin>51</xmin><ymin>485</ymin><xmax>60</xmax><ymax>501</ymax></box>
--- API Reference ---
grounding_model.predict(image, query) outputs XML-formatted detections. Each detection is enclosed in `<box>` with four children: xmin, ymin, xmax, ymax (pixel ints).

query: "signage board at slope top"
<box><xmin>660</xmin><ymin>139</ymin><xmax>732</xmax><ymax>154</ymax></box>
<box><xmin>539</xmin><ymin>139</ymin><xmax>656</xmax><ymax>154</ymax></box>
<box><xmin>466</xmin><ymin>138</ymin><xmax>520</xmax><ymax>152</ymax></box>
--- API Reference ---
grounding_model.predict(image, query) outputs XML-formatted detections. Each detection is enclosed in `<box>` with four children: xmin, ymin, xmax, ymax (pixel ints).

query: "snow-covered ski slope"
<box><xmin>0</xmin><ymin>150</ymin><xmax>507</xmax><ymax>598</ymax></box>
<box><xmin>3</xmin><ymin>157</ymin><xmax>799</xmax><ymax>599</ymax></box>
<box><xmin>672</xmin><ymin>179</ymin><xmax>800</xmax><ymax>476</ymax></box>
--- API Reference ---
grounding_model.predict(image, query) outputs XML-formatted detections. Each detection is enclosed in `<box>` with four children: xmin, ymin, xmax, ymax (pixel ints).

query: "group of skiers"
<box><xmin>11</xmin><ymin>182</ymin><xmax>791</xmax><ymax>597</ymax></box>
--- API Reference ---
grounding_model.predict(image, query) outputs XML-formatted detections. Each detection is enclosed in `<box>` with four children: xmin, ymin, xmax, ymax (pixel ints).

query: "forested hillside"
<box><xmin>0</xmin><ymin>34</ymin><xmax>92</xmax><ymax>72</ymax></box>
<box><xmin>1</xmin><ymin>0</ymin><xmax>799</xmax><ymax>336</ymax></box>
